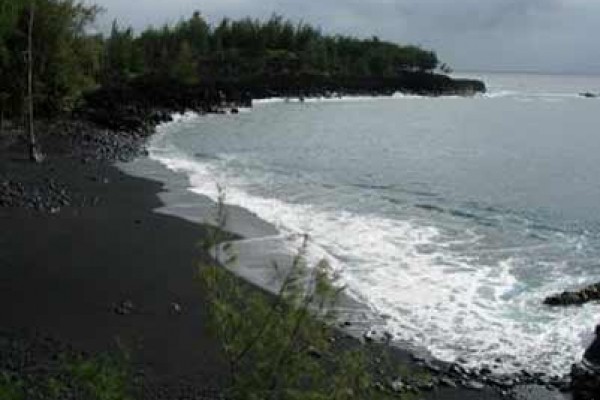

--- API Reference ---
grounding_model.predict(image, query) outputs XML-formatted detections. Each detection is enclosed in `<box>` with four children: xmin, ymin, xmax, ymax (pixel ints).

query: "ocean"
<box><xmin>145</xmin><ymin>72</ymin><xmax>600</xmax><ymax>376</ymax></box>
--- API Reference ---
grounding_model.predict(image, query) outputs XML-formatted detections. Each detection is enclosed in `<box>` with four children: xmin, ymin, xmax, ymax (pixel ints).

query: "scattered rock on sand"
<box><xmin>0</xmin><ymin>177</ymin><xmax>72</xmax><ymax>212</ymax></box>
<box><xmin>440</xmin><ymin>377</ymin><xmax>457</xmax><ymax>388</ymax></box>
<box><xmin>362</xmin><ymin>328</ymin><xmax>393</xmax><ymax>343</ymax></box>
<box><xmin>389</xmin><ymin>379</ymin><xmax>407</xmax><ymax>393</ymax></box>
<box><xmin>464</xmin><ymin>380</ymin><xmax>485</xmax><ymax>390</ymax></box>
<box><xmin>114</xmin><ymin>299</ymin><xmax>135</xmax><ymax>315</ymax></box>
<box><xmin>363</xmin><ymin>329</ymin><xmax>377</xmax><ymax>342</ymax></box>
<box><xmin>170</xmin><ymin>302</ymin><xmax>182</xmax><ymax>315</ymax></box>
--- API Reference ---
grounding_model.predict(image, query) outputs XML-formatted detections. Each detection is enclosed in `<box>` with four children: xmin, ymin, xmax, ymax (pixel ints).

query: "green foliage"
<box><xmin>0</xmin><ymin>1</ymin><xmax>21</xmax><ymax>65</ymax></box>
<box><xmin>0</xmin><ymin>0</ymin><xmax>25</xmax><ymax>120</ymax></box>
<box><xmin>199</xmin><ymin>189</ymin><xmax>396</xmax><ymax>400</ymax></box>
<box><xmin>171</xmin><ymin>40</ymin><xmax>198</xmax><ymax>85</ymax></box>
<box><xmin>0</xmin><ymin>373</ymin><xmax>24</xmax><ymax>400</ymax></box>
<box><xmin>179</xmin><ymin>11</ymin><xmax>211</xmax><ymax>56</ymax></box>
<box><xmin>102</xmin><ymin>20</ymin><xmax>142</xmax><ymax>83</ymax></box>
<box><xmin>127</xmin><ymin>12</ymin><xmax>440</xmax><ymax>82</ymax></box>
<box><xmin>0</xmin><ymin>0</ymin><xmax>103</xmax><ymax>118</ymax></box>
<box><xmin>0</xmin><ymin>353</ymin><xmax>133</xmax><ymax>400</ymax></box>
<box><xmin>63</xmin><ymin>354</ymin><xmax>134</xmax><ymax>400</ymax></box>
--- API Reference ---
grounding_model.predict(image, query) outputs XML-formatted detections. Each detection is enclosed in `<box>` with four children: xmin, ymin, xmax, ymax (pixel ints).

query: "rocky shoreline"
<box><xmin>356</xmin><ymin>326</ymin><xmax>573</xmax><ymax>398</ymax></box>
<box><xmin>77</xmin><ymin>73</ymin><xmax>485</xmax><ymax>134</ymax></box>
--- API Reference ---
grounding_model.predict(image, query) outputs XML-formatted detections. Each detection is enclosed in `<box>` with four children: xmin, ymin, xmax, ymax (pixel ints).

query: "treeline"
<box><xmin>0</xmin><ymin>0</ymin><xmax>449</xmax><ymax>122</ymax></box>
<box><xmin>104</xmin><ymin>12</ymin><xmax>441</xmax><ymax>84</ymax></box>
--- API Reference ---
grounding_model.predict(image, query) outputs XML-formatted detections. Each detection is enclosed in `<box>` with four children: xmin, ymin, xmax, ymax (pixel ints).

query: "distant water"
<box><xmin>149</xmin><ymin>73</ymin><xmax>600</xmax><ymax>376</ymax></box>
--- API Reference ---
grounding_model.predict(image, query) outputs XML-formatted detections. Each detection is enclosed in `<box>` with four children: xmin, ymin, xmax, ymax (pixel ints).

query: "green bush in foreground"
<box><xmin>199</xmin><ymin>188</ymin><xmax>400</xmax><ymax>400</ymax></box>
<box><xmin>0</xmin><ymin>374</ymin><xmax>24</xmax><ymax>400</ymax></box>
<box><xmin>62</xmin><ymin>354</ymin><xmax>134</xmax><ymax>400</ymax></box>
<box><xmin>200</xmin><ymin>252</ymin><xmax>383</xmax><ymax>399</ymax></box>
<box><xmin>0</xmin><ymin>353</ymin><xmax>133</xmax><ymax>400</ymax></box>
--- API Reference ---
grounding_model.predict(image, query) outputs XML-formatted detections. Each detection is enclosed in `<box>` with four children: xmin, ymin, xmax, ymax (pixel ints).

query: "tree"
<box><xmin>102</xmin><ymin>20</ymin><xmax>141</xmax><ymax>82</ymax></box>
<box><xmin>180</xmin><ymin>11</ymin><xmax>210</xmax><ymax>56</ymax></box>
<box><xmin>440</xmin><ymin>62</ymin><xmax>453</xmax><ymax>74</ymax></box>
<box><xmin>0</xmin><ymin>0</ymin><xmax>25</xmax><ymax>130</ymax></box>
<box><xmin>26</xmin><ymin>0</ymin><xmax>43</xmax><ymax>162</ymax></box>
<box><xmin>1</xmin><ymin>0</ymin><xmax>102</xmax><ymax>119</ymax></box>
<box><xmin>171</xmin><ymin>41</ymin><xmax>198</xmax><ymax>85</ymax></box>
<box><xmin>0</xmin><ymin>92</ymin><xmax>8</xmax><ymax>134</ymax></box>
<box><xmin>0</xmin><ymin>1</ymin><xmax>20</xmax><ymax>64</ymax></box>
<box><xmin>29</xmin><ymin>0</ymin><xmax>103</xmax><ymax>114</ymax></box>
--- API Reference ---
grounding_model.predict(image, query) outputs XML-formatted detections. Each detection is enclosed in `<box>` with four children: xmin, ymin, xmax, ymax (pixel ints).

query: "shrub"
<box><xmin>199</xmin><ymin>187</ymin><xmax>397</xmax><ymax>399</ymax></box>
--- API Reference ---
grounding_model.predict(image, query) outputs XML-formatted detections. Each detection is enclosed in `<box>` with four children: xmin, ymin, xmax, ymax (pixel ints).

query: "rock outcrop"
<box><xmin>572</xmin><ymin>363</ymin><xmax>600</xmax><ymax>400</ymax></box>
<box><xmin>544</xmin><ymin>282</ymin><xmax>600</xmax><ymax>306</ymax></box>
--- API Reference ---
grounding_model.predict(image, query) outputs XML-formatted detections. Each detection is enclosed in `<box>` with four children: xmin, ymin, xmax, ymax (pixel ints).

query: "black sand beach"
<box><xmin>0</xmin><ymin>123</ymin><xmax>569</xmax><ymax>399</ymax></box>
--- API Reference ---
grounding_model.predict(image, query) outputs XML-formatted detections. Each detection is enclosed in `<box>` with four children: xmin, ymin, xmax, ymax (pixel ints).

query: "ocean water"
<box><xmin>148</xmin><ymin>73</ymin><xmax>600</xmax><ymax>376</ymax></box>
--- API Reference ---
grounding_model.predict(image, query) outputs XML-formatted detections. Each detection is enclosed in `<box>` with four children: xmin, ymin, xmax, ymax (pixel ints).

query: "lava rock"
<box><xmin>114</xmin><ymin>299</ymin><xmax>135</xmax><ymax>315</ymax></box>
<box><xmin>544</xmin><ymin>282</ymin><xmax>600</xmax><ymax>306</ymax></box>
<box><xmin>464</xmin><ymin>380</ymin><xmax>485</xmax><ymax>390</ymax></box>
<box><xmin>169</xmin><ymin>302</ymin><xmax>182</xmax><ymax>315</ymax></box>
<box><xmin>440</xmin><ymin>377</ymin><xmax>457</xmax><ymax>388</ymax></box>
<box><xmin>571</xmin><ymin>363</ymin><xmax>600</xmax><ymax>400</ymax></box>
<box><xmin>389</xmin><ymin>379</ymin><xmax>406</xmax><ymax>393</ymax></box>
<box><xmin>306</xmin><ymin>346</ymin><xmax>322</xmax><ymax>359</ymax></box>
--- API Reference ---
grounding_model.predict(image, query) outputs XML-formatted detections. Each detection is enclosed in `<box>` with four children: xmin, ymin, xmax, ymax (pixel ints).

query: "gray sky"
<box><xmin>89</xmin><ymin>0</ymin><xmax>600</xmax><ymax>74</ymax></box>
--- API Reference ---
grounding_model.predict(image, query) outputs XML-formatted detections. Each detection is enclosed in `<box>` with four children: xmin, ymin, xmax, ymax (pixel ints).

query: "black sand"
<box><xmin>0</xmin><ymin>153</ymin><xmax>226</xmax><ymax>395</ymax></box>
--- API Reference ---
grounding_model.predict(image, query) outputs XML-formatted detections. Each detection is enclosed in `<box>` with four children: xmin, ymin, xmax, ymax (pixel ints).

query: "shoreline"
<box><xmin>0</xmin><ymin>98</ymin><xmax>570</xmax><ymax>399</ymax></box>
<box><xmin>137</xmin><ymin>111</ymin><xmax>572</xmax><ymax>396</ymax></box>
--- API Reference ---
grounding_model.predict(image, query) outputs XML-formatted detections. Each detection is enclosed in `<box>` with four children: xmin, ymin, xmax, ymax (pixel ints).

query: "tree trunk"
<box><xmin>0</xmin><ymin>92</ymin><xmax>8</xmax><ymax>135</ymax></box>
<box><xmin>27</xmin><ymin>0</ymin><xmax>43</xmax><ymax>163</ymax></box>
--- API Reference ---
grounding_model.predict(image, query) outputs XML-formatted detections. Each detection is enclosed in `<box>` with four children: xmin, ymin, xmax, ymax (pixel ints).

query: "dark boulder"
<box><xmin>544</xmin><ymin>282</ymin><xmax>600</xmax><ymax>306</ymax></box>
<box><xmin>572</xmin><ymin>363</ymin><xmax>600</xmax><ymax>400</ymax></box>
<box><xmin>584</xmin><ymin>325</ymin><xmax>600</xmax><ymax>367</ymax></box>
<box><xmin>572</xmin><ymin>325</ymin><xmax>600</xmax><ymax>399</ymax></box>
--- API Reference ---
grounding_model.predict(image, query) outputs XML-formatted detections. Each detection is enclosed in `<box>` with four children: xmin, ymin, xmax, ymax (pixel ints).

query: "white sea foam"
<box><xmin>169</xmin><ymin>111</ymin><xmax>200</xmax><ymax>123</ymax></box>
<box><xmin>482</xmin><ymin>90</ymin><xmax>518</xmax><ymax>99</ymax></box>
<box><xmin>255</xmin><ymin>90</ymin><xmax>584</xmax><ymax>104</ymax></box>
<box><xmin>253</xmin><ymin>92</ymin><xmax>427</xmax><ymax>106</ymax></box>
<box><xmin>483</xmin><ymin>89</ymin><xmax>586</xmax><ymax>101</ymax></box>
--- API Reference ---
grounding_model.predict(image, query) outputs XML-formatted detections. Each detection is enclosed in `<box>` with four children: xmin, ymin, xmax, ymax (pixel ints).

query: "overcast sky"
<box><xmin>89</xmin><ymin>0</ymin><xmax>600</xmax><ymax>74</ymax></box>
